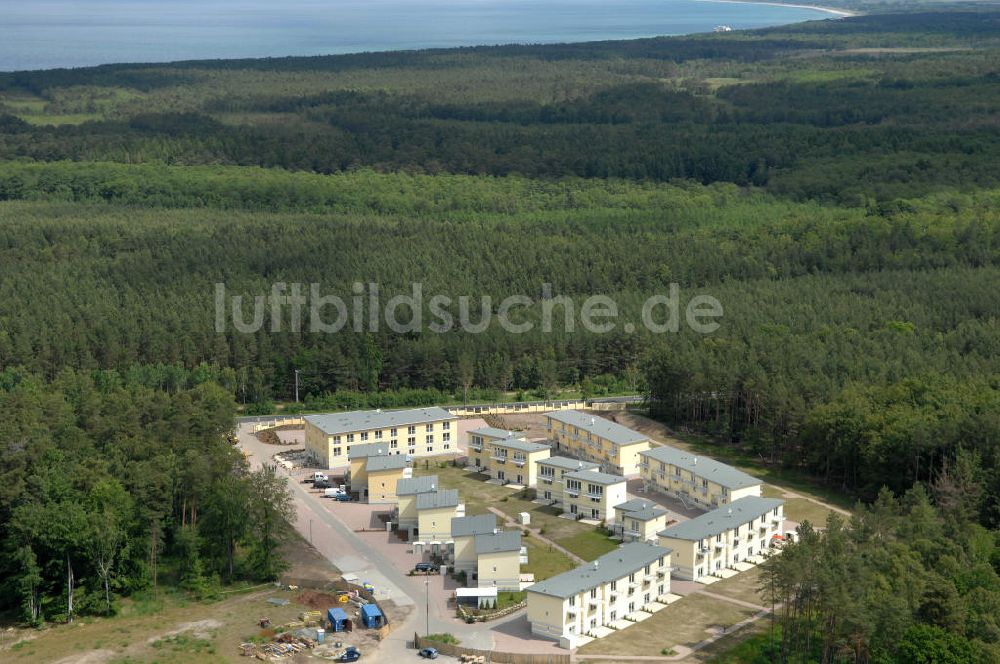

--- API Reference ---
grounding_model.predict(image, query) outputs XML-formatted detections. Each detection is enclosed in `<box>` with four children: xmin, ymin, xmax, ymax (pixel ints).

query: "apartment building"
<box><xmin>468</xmin><ymin>427</ymin><xmax>551</xmax><ymax>486</ymax></box>
<box><xmin>395</xmin><ymin>475</ymin><xmax>439</xmax><ymax>535</ymax></box>
<box><xmin>638</xmin><ymin>446</ymin><xmax>761</xmax><ymax>510</ymax></box>
<box><xmin>526</xmin><ymin>541</ymin><xmax>673</xmax><ymax>649</ymax></box>
<box><xmin>545</xmin><ymin>410</ymin><xmax>651</xmax><ymax>475</ymax></box>
<box><xmin>347</xmin><ymin>442</ymin><xmax>412</xmax><ymax>502</ymax></box>
<box><xmin>657</xmin><ymin>496</ymin><xmax>784</xmax><ymax>581</ymax></box>
<box><xmin>474</xmin><ymin>531</ymin><xmax>523</xmax><ymax>591</ymax></box>
<box><xmin>560</xmin><ymin>470</ymin><xmax>628</xmax><ymax>523</ymax></box>
<box><xmin>451</xmin><ymin>514</ymin><xmax>499</xmax><ymax>575</ymax></box>
<box><xmin>613</xmin><ymin>499</ymin><xmax>669</xmax><ymax>542</ymax></box>
<box><xmin>304</xmin><ymin>406</ymin><xmax>457</xmax><ymax>470</ymax></box>
<box><xmin>415</xmin><ymin>489</ymin><xmax>463</xmax><ymax>551</ymax></box>
<box><xmin>536</xmin><ymin>456</ymin><xmax>600</xmax><ymax>504</ymax></box>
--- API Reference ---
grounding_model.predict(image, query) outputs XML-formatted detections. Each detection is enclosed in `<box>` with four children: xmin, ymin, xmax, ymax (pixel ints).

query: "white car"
<box><xmin>324</xmin><ymin>487</ymin><xmax>347</xmax><ymax>498</ymax></box>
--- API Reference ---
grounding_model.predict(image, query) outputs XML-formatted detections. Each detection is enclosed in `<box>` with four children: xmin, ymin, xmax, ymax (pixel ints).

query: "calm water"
<box><xmin>0</xmin><ymin>0</ymin><xmax>832</xmax><ymax>72</ymax></box>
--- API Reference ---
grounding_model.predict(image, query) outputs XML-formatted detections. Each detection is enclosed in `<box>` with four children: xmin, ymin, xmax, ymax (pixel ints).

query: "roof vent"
<box><xmin>590</xmin><ymin>418</ymin><xmax>596</xmax><ymax>426</ymax></box>
<box><xmin>431</xmin><ymin>483</ymin><xmax>436</xmax><ymax>490</ymax></box>
<box><xmin>493</xmin><ymin>528</ymin><xmax>499</xmax><ymax>535</ymax></box>
<box><xmin>593</xmin><ymin>560</ymin><xmax>599</xmax><ymax>569</ymax></box>
<box><xmin>693</xmin><ymin>457</ymin><xmax>698</xmax><ymax>465</ymax></box>
<box><xmin>376</xmin><ymin>408</ymin><xmax>382</xmax><ymax>413</ymax></box>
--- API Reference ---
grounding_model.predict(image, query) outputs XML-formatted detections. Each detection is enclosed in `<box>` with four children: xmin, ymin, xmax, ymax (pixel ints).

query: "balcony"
<box><xmin>513</xmin><ymin>458</ymin><xmax>526</xmax><ymax>467</ymax></box>
<box><xmin>585</xmin><ymin>492</ymin><xmax>604</xmax><ymax>501</ymax></box>
<box><xmin>469</xmin><ymin>443</ymin><xmax>483</xmax><ymax>452</ymax></box>
<box><xmin>714</xmin><ymin>541</ymin><xmax>725</xmax><ymax>549</ymax></box>
<box><xmin>491</xmin><ymin>455</ymin><xmax>507</xmax><ymax>463</ymax></box>
<box><xmin>565</xmin><ymin>487</ymin><xmax>581</xmax><ymax>498</ymax></box>
<box><xmin>541</xmin><ymin>477</ymin><xmax>554</xmax><ymax>485</ymax></box>
<box><xmin>656</xmin><ymin>568</ymin><xmax>668</xmax><ymax>576</ymax></box>
<box><xmin>698</xmin><ymin>486</ymin><xmax>708</xmax><ymax>495</ymax></box>
<box><xmin>567</xmin><ymin>605</ymin><xmax>578</xmax><ymax>615</ymax></box>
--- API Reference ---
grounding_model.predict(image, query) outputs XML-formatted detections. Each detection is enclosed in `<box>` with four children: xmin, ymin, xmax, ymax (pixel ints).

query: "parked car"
<box><xmin>333</xmin><ymin>492</ymin><xmax>353</xmax><ymax>502</ymax></box>
<box><xmin>418</xmin><ymin>647</ymin><xmax>439</xmax><ymax>659</ymax></box>
<box><xmin>414</xmin><ymin>562</ymin><xmax>439</xmax><ymax>574</ymax></box>
<box><xmin>314</xmin><ymin>479</ymin><xmax>333</xmax><ymax>489</ymax></box>
<box><xmin>339</xmin><ymin>646</ymin><xmax>361</xmax><ymax>662</ymax></box>
<box><xmin>314</xmin><ymin>472</ymin><xmax>330</xmax><ymax>482</ymax></box>
<box><xmin>325</xmin><ymin>487</ymin><xmax>347</xmax><ymax>498</ymax></box>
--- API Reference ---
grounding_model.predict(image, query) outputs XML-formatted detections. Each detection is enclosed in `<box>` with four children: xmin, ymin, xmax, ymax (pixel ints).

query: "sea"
<box><xmin>0</xmin><ymin>0</ymin><xmax>834</xmax><ymax>72</ymax></box>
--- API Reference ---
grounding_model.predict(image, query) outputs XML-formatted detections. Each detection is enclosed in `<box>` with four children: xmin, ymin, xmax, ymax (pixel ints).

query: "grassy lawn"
<box><xmin>578</xmin><ymin>594</ymin><xmax>757</xmax><ymax>656</ymax></box>
<box><xmin>413</xmin><ymin>464</ymin><xmax>614</xmax><ymax>557</ymax></box>
<box><xmin>1</xmin><ymin>587</ymin><xmax>309</xmax><ymax>664</ymax></box>
<box><xmin>522</xmin><ymin>537</ymin><xmax>577</xmax><ymax>581</ymax></box>
<box><xmin>762</xmin><ymin>485</ymin><xmax>837</xmax><ymax>526</ymax></box>
<box><xmin>554</xmin><ymin>529</ymin><xmax>619</xmax><ymax>562</ymax></box>
<box><xmin>707</xmin><ymin>567</ymin><xmax>768</xmax><ymax>607</ymax></box>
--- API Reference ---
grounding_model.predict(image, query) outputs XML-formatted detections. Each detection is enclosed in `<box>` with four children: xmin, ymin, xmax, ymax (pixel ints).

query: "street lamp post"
<box><xmin>309</xmin><ymin>519</ymin><xmax>313</xmax><ymax>546</ymax></box>
<box><xmin>425</xmin><ymin>579</ymin><xmax>430</xmax><ymax>636</ymax></box>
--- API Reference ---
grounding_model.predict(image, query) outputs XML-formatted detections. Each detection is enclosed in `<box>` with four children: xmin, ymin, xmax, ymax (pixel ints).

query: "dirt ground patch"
<box><xmin>256</xmin><ymin>424</ymin><xmax>303</xmax><ymax>446</ymax></box>
<box><xmin>296</xmin><ymin>590</ymin><xmax>345</xmax><ymax>611</ymax></box>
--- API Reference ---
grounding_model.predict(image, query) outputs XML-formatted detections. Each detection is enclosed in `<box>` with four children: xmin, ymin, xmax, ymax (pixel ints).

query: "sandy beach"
<box><xmin>696</xmin><ymin>0</ymin><xmax>858</xmax><ymax>18</ymax></box>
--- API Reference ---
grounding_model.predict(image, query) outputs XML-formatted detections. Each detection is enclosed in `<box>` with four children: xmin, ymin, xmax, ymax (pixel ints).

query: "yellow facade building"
<box><xmin>395</xmin><ymin>475</ymin><xmax>439</xmax><ymax>536</ymax></box>
<box><xmin>657</xmin><ymin>496</ymin><xmax>784</xmax><ymax>581</ymax></box>
<box><xmin>450</xmin><ymin>514</ymin><xmax>499</xmax><ymax>575</ymax></box>
<box><xmin>544</xmin><ymin>411</ymin><xmax>651</xmax><ymax>476</ymax></box>
<box><xmin>526</xmin><ymin>541</ymin><xmax>673</xmax><ymax>649</ymax></box>
<box><xmin>536</xmin><ymin>456</ymin><xmax>600</xmax><ymax>504</ymax></box>
<box><xmin>347</xmin><ymin>442</ymin><xmax>412</xmax><ymax>503</ymax></box>
<box><xmin>468</xmin><ymin>426</ymin><xmax>551</xmax><ymax>486</ymax></box>
<box><xmin>304</xmin><ymin>406</ymin><xmax>457</xmax><ymax>470</ymax></box>
<box><xmin>474</xmin><ymin>531</ymin><xmax>523</xmax><ymax>591</ymax></box>
<box><xmin>638</xmin><ymin>446</ymin><xmax>761</xmax><ymax>511</ymax></box>
<box><xmin>415</xmin><ymin>489</ymin><xmax>463</xmax><ymax>553</ymax></box>
<box><xmin>613</xmin><ymin>499</ymin><xmax>669</xmax><ymax>542</ymax></box>
<box><xmin>559</xmin><ymin>470</ymin><xmax>628</xmax><ymax>523</ymax></box>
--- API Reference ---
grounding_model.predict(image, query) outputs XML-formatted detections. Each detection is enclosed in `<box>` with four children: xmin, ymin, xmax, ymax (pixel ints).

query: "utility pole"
<box><xmin>294</xmin><ymin>369</ymin><xmax>300</xmax><ymax>403</ymax></box>
<box><xmin>309</xmin><ymin>519</ymin><xmax>313</xmax><ymax>546</ymax></box>
<box><xmin>425</xmin><ymin>579</ymin><xmax>430</xmax><ymax>636</ymax></box>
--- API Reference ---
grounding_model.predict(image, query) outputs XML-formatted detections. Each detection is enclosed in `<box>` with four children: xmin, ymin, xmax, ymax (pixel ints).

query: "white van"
<box><xmin>314</xmin><ymin>472</ymin><xmax>329</xmax><ymax>483</ymax></box>
<box><xmin>324</xmin><ymin>487</ymin><xmax>346</xmax><ymax>498</ymax></box>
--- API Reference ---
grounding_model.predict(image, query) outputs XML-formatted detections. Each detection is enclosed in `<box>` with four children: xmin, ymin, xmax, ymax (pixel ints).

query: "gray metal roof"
<box><xmin>305</xmin><ymin>407</ymin><xmax>456</xmax><ymax>435</ymax></box>
<box><xmin>396</xmin><ymin>475</ymin><xmax>439</xmax><ymax>496</ymax></box>
<box><xmin>526</xmin><ymin>541</ymin><xmax>672</xmax><ymax>599</ymax></box>
<box><xmin>564</xmin><ymin>469</ymin><xmax>626</xmax><ymax>486</ymax></box>
<box><xmin>487</xmin><ymin>438</ymin><xmax>551</xmax><ymax>454</ymax></box>
<box><xmin>474</xmin><ymin>530</ymin><xmax>522</xmax><ymax>554</ymax></box>
<box><xmin>451</xmin><ymin>514</ymin><xmax>497</xmax><ymax>538</ymax></box>
<box><xmin>614</xmin><ymin>499</ymin><xmax>668</xmax><ymax>522</ymax></box>
<box><xmin>546</xmin><ymin>410</ymin><xmax>648</xmax><ymax>446</ymax></box>
<box><xmin>537</xmin><ymin>456</ymin><xmax>600</xmax><ymax>472</ymax></box>
<box><xmin>416</xmin><ymin>489</ymin><xmax>460</xmax><ymax>510</ymax></box>
<box><xmin>639</xmin><ymin>446</ymin><xmax>761</xmax><ymax>490</ymax></box>
<box><xmin>469</xmin><ymin>426</ymin><xmax>526</xmax><ymax>441</ymax></box>
<box><xmin>657</xmin><ymin>496</ymin><xmax>784</xmax><ymax>542</ymax></box>
<box><xmin>365</xmin><ymin>455</ymin><xmax>409</xmax><ymax>472</ymax></box>
<box><xmin>348</xmin><ymin>442</ymin><xmax>391</xmax><ymax>460</ymax></box>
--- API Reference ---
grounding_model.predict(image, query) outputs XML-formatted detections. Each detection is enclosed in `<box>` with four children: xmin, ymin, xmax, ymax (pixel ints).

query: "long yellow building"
<box><xmin>526</xmin><ymin>541</ymin><xmax>673</xmax><ymax>649</ymax></box>
<box><xmin>657</xmin><ymin>496</ymin><xmax>784</xmax><ymax>581</ymax></box>
<box><xmin>304</xmin><ymin>406</ymin><xmax>457</xmax><ymax>470</ymax></box>
<box><xmin>468</xmin><ymin>426</ymin><xmax>551</xmax><ymax>486</ymax></box>
<box><xmin>544</xmin><ymin>411</ymin><xmax>651</xmax><ymax>476</ymax></box>
<box><xmin>638</xmin><ymin>446</ymin><xmax>762</xmax><ymax>510</ymax></box>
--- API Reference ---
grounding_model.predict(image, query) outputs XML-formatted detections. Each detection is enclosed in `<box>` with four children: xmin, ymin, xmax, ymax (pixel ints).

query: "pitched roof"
<box><xmin>546</xmin><ymin>410</ymin><xmax>648</xmax><ymax>446</ymax></box>
<box><xmin>305</xmin><ymin>407</ymin><xmax>456</xmax><ymax>435</ymax></box>
<box><xmin>614</xmin><ymin>499</ymin><xmax>668</xmax><ymax>522</ymax></box>
<box><xmin>469</xmin><ymin>426</ymin><xmax>527</xmax><ymax>441</ymax></box>
<box><xmin>487</xmin><ymin>438</ymin><xmax>551</xmax><ymax>454</ymax></box>
<box><xmin>348</xmin><ymin>442</ymin><xmax>391</xmax><ymax>460</ymax></box>
<box><xmin>526</xmin><ymin>542</ymin><xmax>672</xmax><ymax>599</ymax></box>
<box><xmin>451</xmin><ymin>514</ymin><xmax>497</xmax><ymax>538</ymax></box>
<box><xmin>474</xmin><ymin>530</ymin><xmax>522</xmax><ymax>554</ymax></box>
<box><xmin>396</xmin><ymin>475</ymin><xmax>439</xmax><ymax>496</ymax></box>
<box><xmin>564</xmin><ymin>469</ymin><xmax>626</xmax><ymax>486</ymax></box>
<box><xmin>639</xmin><ymin>446</ymin><xmax>761</xmax><ymax>490</ymax></box>
<box><xmin>416</xmin><ymin>489</ymin><xmax>460</xmax><ymax>510</ymax></box>
<box><xmin>365</xmin><ymin>454</ymin><xmax>410</xmax><ymax>472</ymax></box>
<box><xmin>657</xmin><ymin>496</ymin><xmax>784</xmax><ymax>541</ymax></box>
<box><xmin>537</xmin><ymin>456</ymin><xmax>600</xmax><ymax>472</ymax></box>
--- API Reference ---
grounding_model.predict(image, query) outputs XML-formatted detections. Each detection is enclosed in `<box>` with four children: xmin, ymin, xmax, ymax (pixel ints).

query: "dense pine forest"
<box><xmin>2</xmin><ymin>8</ymin><xmax>1000</xmax><ymax>660</ymax></box>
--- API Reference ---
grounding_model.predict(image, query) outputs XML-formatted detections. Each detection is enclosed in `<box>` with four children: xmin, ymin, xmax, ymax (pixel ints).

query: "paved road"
<box><xmin>237</xmin><ymin>423</ymin><xmax>543</xmax><ymax>659</ymax></box>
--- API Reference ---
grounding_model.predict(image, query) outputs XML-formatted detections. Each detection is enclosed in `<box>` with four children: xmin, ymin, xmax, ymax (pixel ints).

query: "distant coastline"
<box><xmin>696</xmin><ymin>0</ymin><xmax>858</xmax><ymax>18</ymax></box>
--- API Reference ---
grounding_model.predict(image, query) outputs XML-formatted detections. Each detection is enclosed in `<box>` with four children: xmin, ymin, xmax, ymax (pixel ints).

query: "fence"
<box><xmin>251</xmin><ymin>417</ymin><xmax>305</xmax><ymax>432</ymax></box>
<box><xmin>447</xmin><ymin>396</ymin><xmax>641</xmax><ymax>417</ymax></box>
<box><xmin>414</xmin><ymin>633</ymin><xmax>571</xmax><ymax>664</ymax></box>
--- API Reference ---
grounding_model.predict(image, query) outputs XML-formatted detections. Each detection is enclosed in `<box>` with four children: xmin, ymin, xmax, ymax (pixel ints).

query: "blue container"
<box><xmin>360</xmin><ymin>603</ymin><xmax>383</xmax><ymax>628</ymax></box>
<box><xmin>327</xmin><ymin>607</ymin><xmax>349</xmax><ymax>632</ymax></box>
